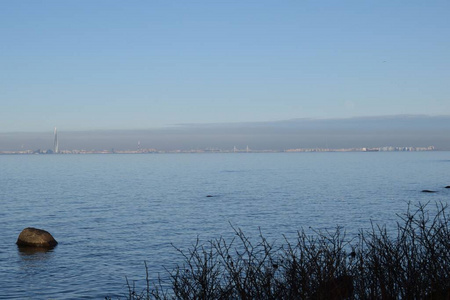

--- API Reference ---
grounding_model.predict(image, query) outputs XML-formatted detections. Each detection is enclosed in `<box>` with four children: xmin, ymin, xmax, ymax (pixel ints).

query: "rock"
<box><xmin>16</xmin><ymin>227</ymin><xmax>58</xmax><ymax>248</ymax></box>
<box><xmin>206</xmin><ymin>195</ymin><xmax>214</xmax><ymax>197</ymax></box>
<box><xmin>422</xmin><ymin>190</ymin><xmax>437</xmax><ymax>193</ymax></box>
<box><xmin>445</xmin><ymin>186</ymin><xmax>450</xmax><ymax>189</ymax></box>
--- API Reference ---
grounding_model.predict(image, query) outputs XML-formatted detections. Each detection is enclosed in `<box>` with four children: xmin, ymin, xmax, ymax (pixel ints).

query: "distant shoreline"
<box><xmin>0</xmin><ymin>146</ymin><xmax>436</xmax><ymax>155</ymax></box>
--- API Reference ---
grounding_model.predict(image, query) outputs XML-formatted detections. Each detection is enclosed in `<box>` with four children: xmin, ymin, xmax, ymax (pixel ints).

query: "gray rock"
<box><xmin>16</xmin><ymin>227</ymin><xmax>58</xmax><ymax>248</ymax></box>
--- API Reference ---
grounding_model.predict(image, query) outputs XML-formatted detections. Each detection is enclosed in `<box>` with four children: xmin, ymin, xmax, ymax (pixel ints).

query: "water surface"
<box><xmin>1</xmin><ymin>152</ymin><xmax>449</xmax><ymax>299</ymax></box>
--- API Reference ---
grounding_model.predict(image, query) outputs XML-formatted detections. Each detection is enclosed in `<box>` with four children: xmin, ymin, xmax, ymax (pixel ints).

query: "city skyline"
<box><xmin>1</xmin><ymin>115</ymin><xmax>449</xmax><ymax>152</ymax></box>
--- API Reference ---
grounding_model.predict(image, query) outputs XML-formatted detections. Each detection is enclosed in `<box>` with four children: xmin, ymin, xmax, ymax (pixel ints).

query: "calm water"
<box><xmin>1</xmin><ymin>152</ymin><xmax>449</xmax><ymax>299</ymax></box>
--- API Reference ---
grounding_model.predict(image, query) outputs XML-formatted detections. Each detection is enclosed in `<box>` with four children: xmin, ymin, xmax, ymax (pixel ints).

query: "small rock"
<box><xmin>206</xmin><ymin>195</ymin><xmax>214</xmax><ymax>198</ymax></box>
<box><xmin>445</xmin><ymin>186</ymin><xmax>450</xmax><ymax>189</ymax></box>
<box><xmin>16</xmin><ymin>227</ymin><xmax>58</xmax><ymax>248</ymax></box>
<box><xmin>422</xmin><ymin>190</ymin><xmax>437</xmax><ymax>193</ymax></box>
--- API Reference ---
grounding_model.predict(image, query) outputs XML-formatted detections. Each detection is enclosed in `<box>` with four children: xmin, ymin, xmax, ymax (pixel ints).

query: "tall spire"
<box><xmin>54</xmin><ymin>127</ymin><xmax>59</xmax><ymax>154</ymax></box>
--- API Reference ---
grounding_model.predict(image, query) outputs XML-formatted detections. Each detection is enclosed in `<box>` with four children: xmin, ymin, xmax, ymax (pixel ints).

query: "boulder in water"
<box><xmin>16</xmin><ymin>227</ymin><xmax>58</xmax><ymax>248</ymax></box>
<box><xmin>422</xmin><ymin>190</ymin><xmax>437</xmax><ymax>193</ymax></box>
<box><xmin>445</xmin><ymin>186</ymin><xmax>450</xmax><ymax>189</ymax></box>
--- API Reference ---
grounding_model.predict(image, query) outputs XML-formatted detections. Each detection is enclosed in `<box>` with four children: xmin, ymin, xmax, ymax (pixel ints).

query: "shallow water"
<box><xmin>0</xmin><ymin>152</ymin><xmax>449</xmax><ymax>299</ymax></box>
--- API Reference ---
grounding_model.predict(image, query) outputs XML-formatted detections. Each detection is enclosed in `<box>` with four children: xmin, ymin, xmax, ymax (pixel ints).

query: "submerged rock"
<box><xmin>16</xmin><ymin>227</ymin><xmax>58</xmax><ymax>248</ymax></box>
<box><xmin>422</xmin><ymin>190</ymin><xmax>437</xmax><ymax>193</ymax></box>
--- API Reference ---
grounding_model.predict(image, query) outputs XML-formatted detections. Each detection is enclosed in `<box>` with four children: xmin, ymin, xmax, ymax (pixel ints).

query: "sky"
<box><xmin>1</xmin><ymin>0</ymin><xmax>449</xmax><ymax>134</ymax></box>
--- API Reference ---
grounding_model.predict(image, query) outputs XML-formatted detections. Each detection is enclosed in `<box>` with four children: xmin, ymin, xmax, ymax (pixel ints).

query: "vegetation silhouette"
<box><xmin>107</xmin><ymin>202</ymin><xmax>450</xmax><ymax>300</ymax></box>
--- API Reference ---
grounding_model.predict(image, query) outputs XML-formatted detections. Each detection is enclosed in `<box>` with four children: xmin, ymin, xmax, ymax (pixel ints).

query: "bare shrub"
<box><xmin>108</xmin><ymin>202</ymin><xmax>450</xmax><ymax>300</ymax></box>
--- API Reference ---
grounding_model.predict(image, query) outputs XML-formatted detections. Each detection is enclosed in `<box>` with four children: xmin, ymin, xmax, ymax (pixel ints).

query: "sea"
<box><xmin>0</xmin><ymin>152</ymin><xmax>449</xmax><ymax>299</ymax></box>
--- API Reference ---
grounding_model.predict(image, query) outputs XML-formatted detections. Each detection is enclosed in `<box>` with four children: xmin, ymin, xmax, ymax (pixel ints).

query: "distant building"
<box><xmin>54</xmin><ymin>127</ymin><xmax>59</xmax><ymax>154</ymax></box>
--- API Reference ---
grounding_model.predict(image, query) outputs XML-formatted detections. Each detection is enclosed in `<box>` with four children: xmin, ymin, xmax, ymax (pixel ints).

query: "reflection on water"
<box><xmin>18</xmin><ymin>246</ymin><xmax>55</xmax><ymax>256</ymax></box>
<box><xmin>18</xmin><ymin>246</ymin><xmax>55</xmax><ymax>267</ymax></box>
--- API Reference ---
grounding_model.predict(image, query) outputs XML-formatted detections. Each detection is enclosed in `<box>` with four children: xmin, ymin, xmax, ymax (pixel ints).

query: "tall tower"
<box><xmin>54</xmin><ymin>127</ymin><xmax>59</xmax><ymax>154</ymax></box>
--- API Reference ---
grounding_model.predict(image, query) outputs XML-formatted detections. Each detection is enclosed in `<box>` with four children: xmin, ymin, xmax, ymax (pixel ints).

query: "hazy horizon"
<box><xmin>1</xmin><ymin>115</ymin><xmax>449</xmax><ymax>151</ymax></box>
<box><xmin>1</xmin><ymin>1</ymin><xmax>450</xmax><ymax>150</ymax></box>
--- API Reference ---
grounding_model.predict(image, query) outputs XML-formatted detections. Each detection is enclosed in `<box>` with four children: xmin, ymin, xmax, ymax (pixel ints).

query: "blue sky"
<box><xmin>1</xmin><ymin>1</ymin><xmax>449</xmax><ymax>132</ymax></box>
